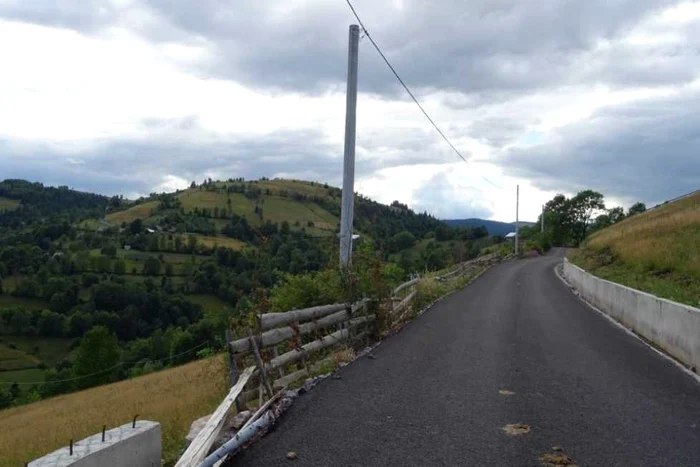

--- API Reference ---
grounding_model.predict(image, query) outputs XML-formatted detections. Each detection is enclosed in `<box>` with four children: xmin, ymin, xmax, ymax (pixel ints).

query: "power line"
<box><xmin>344</xmin><ymin>0</ymin><xmax>513</xmax><ymax>191</ymax></box>
<box><xmin>1</xmin><ymin>340</ymin><xmax>211</xmax><ymax>386</ymax></box>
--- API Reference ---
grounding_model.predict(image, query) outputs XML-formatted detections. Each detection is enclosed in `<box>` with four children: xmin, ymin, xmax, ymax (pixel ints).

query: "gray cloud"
<box><xmin>143</xmin><ymin>0</ymin><xmax>686</xmax><ymax>97</ymax></box>
<box><xmin>0</xmin><ymin>129</ymin><xmax>341</xmax><ymax>197</ymax></box>
<box><xmin>2</xmin><ymin>0</ymin><xmax>682</xmax><ymax>96</ymax></box>
<box><xmin>1</xmin><ymin>0</ymin><xmax>699</xmax><ymax>218</ymax></box>
<box><xmin>499</xmin><ymin>88</ymin><xmax>700</xmax><ymax>205</ymax></box>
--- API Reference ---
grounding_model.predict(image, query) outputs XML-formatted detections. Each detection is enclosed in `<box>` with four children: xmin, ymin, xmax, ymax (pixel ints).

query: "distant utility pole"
<box><xmin>541</xmin><ymin>204</ymin><xmax>545</xmax><ymax>233</ymax></box>
<box><xmin>515</xmin><ymin>185</ymin><xmax>520</xmax><ymax>255</ymax></box>
<box><xmin>339</xmin><ymin>24</ymin><xmax>360</xmax><ymax>267</ymax></box>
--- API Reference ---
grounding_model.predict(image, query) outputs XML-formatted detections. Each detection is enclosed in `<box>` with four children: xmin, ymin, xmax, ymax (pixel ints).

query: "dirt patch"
<box><xmin>502</xmin><ymin>423</ymin><xmax>531</xmax><ymax>435</ymax></box>
<box><xmin>540</xmin><ymin>448</ymin><xmax>578</xmax><ymax>466</ymax></box>
<box><xmin>498</xmin><ymin>389</ymin><xmax>516</xmax><ymax>396</ymax></box>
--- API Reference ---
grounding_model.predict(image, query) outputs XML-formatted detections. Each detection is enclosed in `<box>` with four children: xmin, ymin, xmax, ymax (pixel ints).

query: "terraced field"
<box><xmin>105</xmin><ymin>201</ymin><xmax>159</xmax><ymax>224</ymax></box>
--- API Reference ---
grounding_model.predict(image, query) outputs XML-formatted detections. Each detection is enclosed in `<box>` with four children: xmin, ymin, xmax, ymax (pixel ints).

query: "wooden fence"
<box><xmin>177</xmin><ymin>253</ymin><xmax>503</xmax><ymax>466</ymax></box>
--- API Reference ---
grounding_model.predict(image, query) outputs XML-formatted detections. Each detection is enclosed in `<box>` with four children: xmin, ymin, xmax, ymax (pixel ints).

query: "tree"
<box><xmin>0</xmin><ymin>385</ymin><xmax>12</xmax><ymax>409</ymax></box>
<box><xmin>38</xmin><ymin>309</ymin><xmax>65</xmax><ymax>336</ymax></box>
<box><xmin>114</xmin><ymin>259</ymin><xmax>126</xmax><ymax>275</ymax></box>
<box><xmin>542</xmin><ymin>194</ymin><xmax>574</xmax><ymax>246</ymax></box>
<box><xmin>101</xmin><ymin>245</ymin><xmax>117</xmax><ymax>258</ymax></box>
<box><xmin>143</xmin><ymin>257</ymin><xmax>161</xmax><ymax>276</ymax></box>
<box><xmin>607</xmin><ymin>206</ymin><xmax>625</xmax><ymax>224</ymax></box>
<box><xmin>130</xmin><ymin>218</ymin><xmax>143</xmax><ymax>235</ymax></box>
<box><xmin>187</xmin><ymin>235</ymin><xmax>198</xmax><ymax>253</ymax></box>
<box><xmin>73</xmin><ymin>326</ymin><xmax>121</xmax><ymax>389</ymax></box>
<box><xmin>388</xmin><ymin>231</ymin><xmax>416</xmax><ymax>253</ymax></box>
<box><xmin>569</xmin><ymin>190</ymin><xmax>605</xmax><ymax>245</ymax></box>
<box><xmin>628</xmin><ymin>202</ymin><xmax>646</xmax><ymax>216</ymax></box>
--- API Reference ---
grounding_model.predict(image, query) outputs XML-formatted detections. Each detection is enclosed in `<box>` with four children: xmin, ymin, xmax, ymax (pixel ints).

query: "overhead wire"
<box><xmin>344</xmin><ymin>0</ymin><xmax>514</xmax><ymax>191</ymax></box>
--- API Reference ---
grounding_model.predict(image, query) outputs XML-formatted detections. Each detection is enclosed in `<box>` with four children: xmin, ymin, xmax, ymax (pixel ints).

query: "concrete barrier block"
<box><xmin>563</xmin><ymin>259</ymin><xmax>700</xmax><ymax>372</ymax></box>
<box><xmin>659</xmin><ymin>300</ymin><xmax>700</xmax><ymax>369</ymax></box>
<box><xmin>29</xmin><ymin>421</ymin><xmax>161</xmax><ymax>467</ymax></box>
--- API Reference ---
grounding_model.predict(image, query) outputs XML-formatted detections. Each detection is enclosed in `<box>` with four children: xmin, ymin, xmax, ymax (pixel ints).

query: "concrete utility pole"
<box><xmin>541</xmin><ymin>204</ymin><xmax>545</xmax><ymax>233</ymax></box>
<box><xmin>339</xmin><ymin>24</ymin><xmax>360</xmax><ymax>267</ymax></box>
<box><xmin>515</xmin><ymin>184</ymin><xmax>520</xmax><ymax>255</ymax></box>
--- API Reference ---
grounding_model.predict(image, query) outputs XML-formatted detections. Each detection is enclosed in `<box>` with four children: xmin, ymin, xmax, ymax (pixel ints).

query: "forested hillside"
<box><xmin>0</xmin><ymin>178</ymin><xmax>500</xmax><ymax>408</ymax></box>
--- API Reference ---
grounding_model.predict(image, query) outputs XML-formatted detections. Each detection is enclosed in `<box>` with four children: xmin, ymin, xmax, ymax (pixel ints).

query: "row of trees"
<box><xmin>520</xmin><ymin>189</ymin><xmax>647</xmax><ymax>250</ymax></box>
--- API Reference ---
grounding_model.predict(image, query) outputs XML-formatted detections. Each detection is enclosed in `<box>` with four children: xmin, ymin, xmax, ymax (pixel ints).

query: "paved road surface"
<box><xmin>236</xmin><ymin>249</ymin><xmax>700</xmax><ymax>466</ymax></box>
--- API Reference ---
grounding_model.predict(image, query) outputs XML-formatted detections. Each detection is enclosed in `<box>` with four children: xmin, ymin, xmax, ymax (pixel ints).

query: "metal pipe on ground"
<box><xmin>198</xmin><ymin>413</ymin><xmax>272</xmax><ymax>467</ymax></box>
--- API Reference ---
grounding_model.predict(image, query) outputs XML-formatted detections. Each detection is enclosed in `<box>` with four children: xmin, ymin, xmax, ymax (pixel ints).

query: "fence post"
<box><xmin>225</xmin><ymin>329</ymin><xmax>242</xmax><ymax>411</ymax></box>
<box><xmin>247</xmin><ymin>328</ymin><xmax>274</xmax><ymax>399</ymax></box>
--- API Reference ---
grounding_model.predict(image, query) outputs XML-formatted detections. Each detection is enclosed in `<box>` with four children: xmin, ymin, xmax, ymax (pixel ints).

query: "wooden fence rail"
<box><xmin>177</xmin><ymin>253</ymin><xmax>506</xmax><ymax>465</ymax></box>
<box><xmin>175</xmin><ymin>366</ymin><xmax>254</xmax><ymax>467</ymax></box>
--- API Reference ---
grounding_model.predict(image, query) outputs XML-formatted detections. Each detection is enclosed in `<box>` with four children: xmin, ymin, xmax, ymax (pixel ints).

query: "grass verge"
<box><xmin>570</xmin><ymin>191</ymin><xmax>700</xmax><ymax>307</ymax></box>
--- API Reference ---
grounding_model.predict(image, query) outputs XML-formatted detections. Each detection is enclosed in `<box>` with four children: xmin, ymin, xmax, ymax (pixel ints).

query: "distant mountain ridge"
<box><xmin>443</xmin><ymin>218</ymin><xmax>534</xmax><ymax>236</ymax></box>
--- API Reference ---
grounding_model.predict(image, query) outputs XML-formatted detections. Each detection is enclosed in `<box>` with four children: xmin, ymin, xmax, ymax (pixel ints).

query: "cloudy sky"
<box><xmin>1</xmin><ymin>0</ymin><xmax>699</xmax><ymax>221</ymax></box>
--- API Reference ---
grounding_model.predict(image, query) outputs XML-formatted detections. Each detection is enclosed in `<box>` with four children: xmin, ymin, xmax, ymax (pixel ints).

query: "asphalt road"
<box><xmin>236</xmin><ymin>249</ymin><xmax>700</xmax><ymax>466</ymax></box>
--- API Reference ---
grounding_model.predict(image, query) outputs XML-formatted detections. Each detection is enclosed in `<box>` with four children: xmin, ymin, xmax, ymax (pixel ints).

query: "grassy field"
<box><xmin>0</xmin><ymin>336</ymin><xmax>75</xmax><ymax>368</ymax></box>
<box><xmin>105</xmin><ymin>201</ymin><xmax>160</xmax><ymax>224</ymax></box>
<box><xmin>178</xmin><ymin>191</ymin><xmax>258</xmax><ymax>222</ymax></box>
<box><xmin>0</xmin><ymin>294</ymin><xmax>49</xmax><ymax>309</ymax></box>
<box><xmin>263</xmin><ymin>197</ymin><xmax>337</xmax><ymax>230</ymax></box>
<box><xmin>186</xmin><ymin>294</ymin><xmax>231</xmax><ymax>314</ymax></box>
<box><xmin>570</xmin><ymin>192</ymin><xmax>700</xmax><ymax>306</ymax></box>
<box><xmin>76</xmin><ymin>219</ymin><xmax>102</xmax><ymax>230</ymax></box>
<box><xmin>177</xmin><ymin>187</ymin><xmax>338</xmax><ymax>233</ymax></box>
<box><xmin>0</xmin><ymin>355</ymin><xmax>230</xmax><ymax>466</ymax></box>
<box><xmin>257</xmin><ymin>179</ymin><xmax>330</xmax><ymax>197</ymax></box>
<box><xmin>0</xmin><ymin>196</ymin><xmax>20</xmax><ymax>212</ymax></box>
<box><xmin>193</xmin><ymin>235</ymin><xmax>246</xmax><ymax>250</ymax></box>
<box><xmin>0</xmin><ymin>344</ymin><xmax>41</xmax><ymax>371</ymax></box>
<box><xmin>0</xmin><ymin>368</ymin><xmax>45</xmax><ymax>385</ymax></box>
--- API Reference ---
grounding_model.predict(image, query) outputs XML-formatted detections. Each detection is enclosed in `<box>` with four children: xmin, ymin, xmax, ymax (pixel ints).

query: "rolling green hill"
<box><xmin>0</xmin><ymin>177</ymin><xmax>490</xmax><ymax>412</ymax></box>
<box><xmin>570</xmin><ymin>191</ymin><xmax>700</xmax><ymax>306</ymax></box>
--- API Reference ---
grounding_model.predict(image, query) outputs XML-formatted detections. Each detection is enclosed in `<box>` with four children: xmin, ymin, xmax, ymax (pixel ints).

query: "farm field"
<box><xmin>191</xmin><ymin>234</ymin><xmax>246</xmax><ymax>250</ymax></box>
<box><xmin>0</xmin><ymin>294</ymin><xmax>49</xmax><ymax>309</ymax></box>
<box><xmin>105</xmin><ymin>201</ymin><xmax>159</xmax><ymax>224</ymax></box>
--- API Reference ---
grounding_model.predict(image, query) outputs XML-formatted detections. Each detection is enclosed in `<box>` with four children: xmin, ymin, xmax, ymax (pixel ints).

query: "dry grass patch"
<box><xmin>258</xmin><ymin>179</ymin><xmax>330</xmax><ymax>197</ymax></box>
<box><xmin>503</xmin><ymin>423</ymin><xmax>531</xmax><ymax>435</ymax></box>
<box><xmin>193</xmin><ymin>235</ymin><xmax>246</xmax><ymax>250</ymax></box>
<box><xmin>586</xmin><ymin>192</ymin><xmax>700</xmax><ymax>278</ymax></box>
<box><xmin>540</xmin><ymin>448</ymin><xmax>578</xmax><ymax>466</ymax></box>
<box><xmin>0</xmin><ymin>356</ymin><xmax>229</xmax><ymax>467</ymax></box>
<box><xmin>105</xmin><ymin>201</ymin><xmax>160</xmax><ymax>225</ymax></box>
<box><xmin>571</xmin><ymin>192</ymin><xmax>700</xmax><ymax>306</ymax></box>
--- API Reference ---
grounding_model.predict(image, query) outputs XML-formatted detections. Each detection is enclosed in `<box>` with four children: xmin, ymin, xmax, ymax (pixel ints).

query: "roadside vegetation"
<box><xmin>570</xmin><ymin>191</ymin><xmax>700</xmax><ymax>307</ymax></box>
